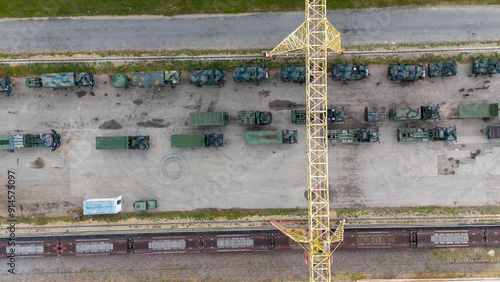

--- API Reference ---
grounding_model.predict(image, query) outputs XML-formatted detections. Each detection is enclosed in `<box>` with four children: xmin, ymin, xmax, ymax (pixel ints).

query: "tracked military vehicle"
<box><xmin>388</xmin><ymin>64</ymin><xmax>425</xmax><ymax>81</ymax></box>
<box><xmin>0</xmin><ymin>74</ymin><xmax>11</xmax><ymax>96</ymax></box>
<box><xmin>281</xmin><ymin>65</ymin><xmax>306</xmax><ymax>82</ymax></box>
<box><xmin>171</xmin><ymin>134</ymin><xmax>223</xmax><ymax>148</ymax></box>
<box><xmin>245</xmin><ymin>130</ymin><xmax>297</xmax><ymax>145</ymax></box>
<box><xmin>0</xmin><ymin>129</ymin><xmax>60</xmax><ymax>151</ymax></box>
<box><xmin>96</xmin><ymin>136</ymin><xmax>150</xmax><ymax>150</ymax></box>
<box><xmin>332</xmin><ymin>64</ymin><xmax>369</xmax><ymax>81</ymax></box>
<box><xmin>398</xmin><ymin>126</ymin><xmax>457</xmax><ymax>142</ymax></box>
<box><xmin>428</xmin><ymin>62</ymin><xmax>458</xmax><ymax>77</ymax></box>
<box><xmin>327</xmin><ymin>128</ymin><xmax>379</xmax><ymax>144</ymax></box>
<box><xmin>389</xmin><ymin>105</ymin><xmax>440</xmax><ymax>121</ymax></box>
<box><xmin>458</xmin><ymin>103</ymin><xmax>500</xmax><ymax>118</ymax></box>
<box><xmin>473</xmin><ymin>59</ymin><xmax>500</xmax><ymax>75</ymax></box>
<box><xmin>233</xmin><ymin>65</ymin><xmax>268</xmax><ymax>82</ymax></box>
<box><xmin>26</xmin><ymin>72</ymin><xmax>95</xmax><ymax>90</ymax></box>
<box><xmin>291</xmin><ymin>108</ymin><xmax>344</xmax><ymax>123</ymax></box>
<box><xmin>236</xmin><ymin>111</ymin><xmax>272</xmax><ymax>125</ymax></box>
<box><xmin>189</xmin><ymin>68</ymin><xmax>226</xmax><ymax>86</ymax></box>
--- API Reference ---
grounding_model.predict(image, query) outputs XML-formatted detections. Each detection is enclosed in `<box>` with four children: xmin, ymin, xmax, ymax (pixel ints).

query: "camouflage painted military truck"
<box><xmin>245</xmin><ymin>130</ymin><xmax>297</xmax><ymax>145</ymax></box>
<box><xmin>398</xmin><ymin>126</ymin><xmax>457</xmax><ymax>142</ymax></box>
<box><xmin>389</xmin><ymin>105</ymin><xmax>440</xmax><ymax>121</ymax></box>
<box><xmin>332</xmin><ymin>64</ymin><xmax>369</xmax><ymax>81</ymax></box>
<box><xmin>130</xmin><ymin>70</ymin><xmax>181</xmax><ymax>86</ymax></box>
<box><xmin>365</xmin><ymin>107</ymin><xmax>387</xmax><ymax>122</ymax></box>
<box><xmin>26</xmin><ymin>72</ymin><xmax>95</xmax><ymax>90</ymax></box>
<box><xmin>327</xmin><ymin>128</ymin><xmax>379</xmax><ymax>144</ymax></box>
<box><xmin>233</xmin><ymin>65</ymin><xmax>268</xmax><ymax>82</ymax></box>
<box><xmin>171</xmin><ymin>134</ymin><xmax>223</xmax><ymax>148</ymax></box>
<box><xmin>428</xmin><ymin>62</ymin><xmax>458</xmax><ymax>77</ymax></box>
<box><xmin>281</xmin><ymin>65</ymin><xmax>306</xmax><ymax>82</ymax></box>
<box><xmin>189</xmin><ymin>68</ymin><xmax>226</xmax><ymax>86</ymax></box>
<box><xmin>236</xmin><ymin>111</ymin><xmax>272</xmax><ymax>125</ymax></box>
<box><xmin>291</xmin><ymin>108</ymin><xmax>344</xmax><ymax>123</ymax></box>
<box><xmin>487</xmin><ymin>125</ymin><xmax>500</xmax><ymax>139</ymax></box>
<box><xmin>96</xmin><ymin>136</ymin><xmax>150</xmax><ymax>150</ymax></box>
<box><xmin>0</xmin><ymin>74</ymin><xmax>11</xmax><ymax>96</ymax></box>
<box><xmin>190</xmin><ymin>112</ymin><xmax>230</xmax><ymax>126</ymax></box>
<box><xmin>388</xmin><ymin>64</ymin><xmax>425</xmax><ymax>81</ymax></box>
<box><xmin>0</xmin><ymin>129</ymin><xmax>60</xmax><ymax>151</ymax></box>
<box><xmin>473</xmin><ymin>59</ymin><xmax>500</xmax><ymax>75</ymax></box>
<box><xmin>458</xmin><ymin>103</ymin><xmax>500</xmax><ymax>118</ymax></box>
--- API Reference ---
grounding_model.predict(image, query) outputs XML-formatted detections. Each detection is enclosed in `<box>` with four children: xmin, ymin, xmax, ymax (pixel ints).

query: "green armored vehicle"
<box><xmin>134</xmin><ymin>200</ymin><xmax>157</xmax><ymax>211</ymax></box>
<box><xmin>171</xmin><ymin>134</ymin><xmax>223</xmax><ymax>148</ymax></box>
<box><xmin>473</xmin><ymin>59</ymin><xmax>500</xmax><ymax>75</ymax></box>
<box><xmin>398</xmin><ymin>126</ymin><xmax>457</xmax><ymax>142</ymax></box>
<box><xmin>428</xmin><ymin>62</ymin><xmax>458</xmax><ymax>77</ymax></box>
<box><xmin>190</xmin><ymin>68</ymin><xmax>226</xmax><ymax>86</ymax></box>
<box><xmin>332</xmin><ymin>64</ymin><xmax>369</xmax><ymax>81</ymax></box>
<box><xmin>190</xmin><ymin>112</ymin><xmax>229</xmax><ymax>126</ymax></box>
<box><xmin>291</xmin><ymin>108</ymin><xmax>344</xmax><ymax>123</ymax></box>
<box><xmin>458</xmin><ymin>103</ymin><xmax>500</xmax><ymax>118</ymax></box>
<box><xmin>0</xmin><ymin>74</ymin><xmax>11</xmax><ymax>96</ymax></box>
<box><xmin>389</xmin><ymin>105</ymin><xmax>440</xmax><ymax>121</ymax></box>
<box><xmin>233</xmin><ymin>65</ymin><xmax>268</xmax><ymax>82</ymax></box>
<box><xmin>96</xmin><ymin>136</ymin><xmax>150</xmax><ymax>150</ymax></box>
<box><xmin>365</xmin><ymin>107</ymin><xmax>387</xmax><ymax>122</ymax></box>
<box><xmin>487</xmin><ymin>125</ymin><xmax>500</xmax><ymax>139</ymax></box>
<box><xmin>26</xmin><ymin>72</ymin><xmax>95</xmax><ymax>89</ymax></box>
<box><xmin>0</xmin><ymin>129</ymin><xmax>60</xmax><ymax>151</ymax></box>
<box><xmin>388</xmin><ymin>64</ymin><xmax>425</xmax><ymax>81</ymax></box>
<box><xmin>245</xmin><ymin>130</ymin><xmax>297</xmax><ymax>145</ymax></box>
<box><xmin>327</xmin><ymin>128</ymin><xmax>379</xmax><ymax>144</ymax></box>
<box><xmin>236</xmin><ymin>111</ymin><xmax>272</xmax><ymax>125</ymax></box>
<box><xmin>281</xmin><ymin>65</ymin><xmax>306</xmax><ymax>82</ymax></box>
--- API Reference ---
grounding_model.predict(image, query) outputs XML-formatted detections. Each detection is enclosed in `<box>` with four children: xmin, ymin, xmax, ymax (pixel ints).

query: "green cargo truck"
<box><xmin>458</xmin><ymin>103</ymin><xmax>500</xmax><ymax>118</ymax></box>
<box><xmin>133</xmin><ymin>200</ymin><xmax>157</xmax><ymax>211</ymax></box>
<box><xmin>327</xmin><ymin>128</ymin><xmax>379</xmax><ymax>144</ymax></box>
<box><xmin>487</xmin><ymin>125</ymin><xmax>500</xmax><ymax>139</ymax></box>
<box><xmin>190</xmin><ymin>112</ymin><xmax>230</xmax><ymax>126</ymax></box>
<box><xmin>245</xmin><ymin>130</ymin><xmax>297</xmax><ymax>145</ymax></box>
<box><xmin>389</xmin><ymin>105</ymin><xmax>440</xmax><ymax>121</ymax></box>
<box><xmin>0</xmin><ymin>129</ymin><xmax>60</xmax><ymax>151</ymax></box>
<box><xmin>398</xmin><ymin>126</ymin><xmax>457</xmax><ymax>142</ymax></box>
<box><xmin>26</xmin><ymin>72</ymin><xmax>95</xmax><ymax>90</ymax></box>
<box><xmin>96</xmin><ymin>136</ymin><xmax>150</xmax><ymax>150</ymax></box>
<box><xmin>171</xmin><ymin>134</ymin><xmax>223</xmax><ymax>148</ymax></box>
<box><xmin>236</xmin><ymin>111</ymin><xmax>272</xmax><ymax>125</ymax></box>
<box><xmin>291</xmin><ymin>108</ymin><xmax>344</xmax><ymax>123</ymax></box>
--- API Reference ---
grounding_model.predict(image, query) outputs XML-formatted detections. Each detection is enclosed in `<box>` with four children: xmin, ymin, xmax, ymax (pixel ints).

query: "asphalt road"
<box><xmin>0</xmin><ymin>5</ymin><xmax>499</xmax><ymax>52</ymax></box>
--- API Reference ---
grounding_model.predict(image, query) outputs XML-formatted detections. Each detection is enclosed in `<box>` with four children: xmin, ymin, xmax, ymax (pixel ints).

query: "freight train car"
<box><xmin>342</xmin><ymin>231</ymin><xmax>411</xmax><ymax>249</ymax></box>
<box><xmin>59</xmin><ymin>239</ymin><xmax>128</xmax><ymax>256</ymax></box>
<box><xmin>413</xmin><ymin>229</ymin><xmax>485</xmax><ymax>248</ymax></box>
<box><xmin>0</xmin><ymin>240</ymin><xmax>59</xmax><ymax>258</ymax></box>
<box><xmin>133</xmin><ymin>236</ymin><xmax>201</xmax><ymax>254</ymax></box>
<box><xmin>202</xmin><ymin>234</ymin><xmax>270</xmax><ymax>252</ymax></box>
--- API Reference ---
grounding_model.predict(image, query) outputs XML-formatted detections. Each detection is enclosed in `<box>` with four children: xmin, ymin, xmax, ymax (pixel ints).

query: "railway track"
<box><xmin>1</xmin><ymin>46</ymin><xmax>499</xmax><ymax>64</ymax></box>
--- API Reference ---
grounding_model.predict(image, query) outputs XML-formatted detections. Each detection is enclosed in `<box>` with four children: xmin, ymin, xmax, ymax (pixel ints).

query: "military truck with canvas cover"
<box><xmin>83</xmin><ymin>196</ymin><xmax>122</xmax><ymax>215</ymax></box>
<box><xmin>365</xmin><ymin>107</ymin><xmax>387</xmax><ymax>122</ymax></box>
<box><xmin>487</xmin><ymin>125</ymin><xmax>500</xmax><ymax>139</ymax></box>
<box><xmin>0</xmin><ymin>129</ymin><xmax>60</xmax><ymax>151</ymax></box>
<box><xmin>233</xmin><ymin>65</ymin><xmax>268</xmax><ymax>82</ymax></box>
<box><xmin>281</xmin><ymin>65</ymin><xmax>306</xmax><ymax>82</ymax></box>
<box><xmin>27</xmin><ymin>72</ymin><xmax>95</xmax><ymax>89</ymax></box>
<box><xmin>291</xmin><ymin>108</ymin><xmax>344</xmax><ymax>123</ymax></box>
<box><xmin>245</xmin><ymin>130</ymin><xmax>297</xmax><ymax>145</ymax></box>
<box><xmin>388</xmin><ymin>64</ymin><xmax>425</xmax><ymax>81</ymax></box>
<box><xmin>332</xmin><ymin>64</ymin><xmax>369</xmax><ymax>81</ymax></box>
<box><xmin>458</xmin><ymin>103</ymin><xmax>500</xmax><ymax>118</ymax></box>
<box><xmin>0</xmin><ymin>74</ymin><xmax>11</xmax><ymax>96</ymax></box>
<box><xmin>190</xmin><ymin>112</ymin><xmax>229</xmax><ymax>126</ymax></box>
<box><xmin>190</xmin><ymin>68</ymin><xmax>226</xmax><ymax>86</ymax></box>
<box><xmin>428</xmin><ymin>62</ymin><xmax>458</xmax><ymax>77</ymax></box>
<box><xmin>473</xmin><ymin>59</ymin><xmax>500</xmax><ymax>75</ymax></box>
<box><xmin>96</xmin><ymin>136</ymin><xmax>150</xmax><ymax>150</ymax></box>
<box><xmin>171</xmin><ymin>134</ymin><xmax>223</xmax><ymax>148</ymax></box>
<box><xmin>389</xmin><ymin>105</ymin><xmax>440</xmax><ymax>121</ymax></box>
<box><xmin>236</xmin><ymin>111</ymin><xmax>272</xmax><ymax>125</ymax></box>
<box><xmin>131</xmin><ymin>70</ymin><xmax>181</xmax><ymax>86</ymax></box>
<box><xmin>327</xmin><ymin>128</ymin><xmax>379</xmax><ymax>144</ymax></box>
<box><xmin>398</xmin><ymin>126</ymin><xmax>457</xmax><ymax>142</ymax></box>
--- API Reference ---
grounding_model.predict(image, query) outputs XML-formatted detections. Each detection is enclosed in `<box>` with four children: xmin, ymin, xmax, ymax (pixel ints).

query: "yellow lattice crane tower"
<box><xmin>266</xmin><ymin>0</ymin><xmax>345</xmax><ymax>281</ymax></box>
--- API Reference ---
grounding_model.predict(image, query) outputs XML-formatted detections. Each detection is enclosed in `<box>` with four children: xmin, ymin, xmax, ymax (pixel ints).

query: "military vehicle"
<box><xmin>245</xmin><ymin>130</ymin><xmax>298</xmax><ymax>145</ymax></box>
<box><xmin>190</xmin><ymin>112</ymin><xmax>230</xmax><ymax>126</ymax></box>
<box><xmin>131</xmin><ymin>70</ymin><xmax>181</xmax><ymax>86</ymax></box>
<box><xmin>83</xmin><ymin>196</ymin><xmax>122</xmax><ymax>215</ymax></box>
<box><xmin>388</xmin><ymin>64</ymin><xmax>425</xmax><ymax>81</ymax></box>
<box><xmin>133</xmin><ymin>200</ymin><xmax>157</xmax><ymax>211</ymax></box>
<box><xmin>171</xmin><ymin>134</ymin><xmax>223</xmax><ymax>148</ymax></box>
<box><xmin>26</xmin><ymin>72</ymin><xmax>95</xmax><ymax>89</ymax></box>
<box><xmin>96</xmin><ymin>136</ymin><xmax>150</xmax><ymax>150</ymax></box>
<box><xmin>398</xmin><ymin>126</ymin><xmax>457</xmax><ymax>142</ymax></box>
<box><xmin>332</xmin><ymin>64</ymin><xmax>369</xmax><ymax>81</ymax></box>
<box><xmin>327</xmin><ymin>128</ymin><xmax>379</xmax><ymax>144</ymax></box>
<box><xmin>110</xmin><ymin>73</ymin><xmax>130</xmax><ymax>87</ymax></box>
<box><xmin>236</xmin><ymin>111</ymin><xmax>272</xmax><ymax>125</ymax></box>
<box><xmin>233</xmin><ymin>65</ymin><xmax>268</xmax><ymax>82</ymax></box>
<box><xmin>487</xmin><ymin>125</ymin><xmax>500</xmax><ymax>139</ymax></box>
<box><xmin>458</xmin><ymin>103</ymin><xmax>500</xmax><ymax>118</ymax></box>
<box><xmin>190</xmin><ymin>68</ymin><xmax>226</xmax><ymax>86</ymax></box>
<box><xmin>281</xmin><ymin>65</ymin><xmax>306</xmax><ymax>82</ymax></box>
<box><xmin>428</xmin><ymin>62</ymin><xmax>458</xmax><ymax>77</ymax></box>
<box><xmin>365</xmin><ymin>107</ymin><xmax>387</xmax><ymax>122</ymax></box>
<box><xmin>0</xmin><ymin>74</ymin><xmax>11</xmax><ymax>96</ymax></box>
<box><xmin>473</xmin><ymin>59</ymin><xmax>500</xmax><ymax>75</ymax></box>
<box><xmin>291</xmin><ymin>108</ymin><xmax>344</xmax><ymax>123</ymax></box>
<box><xmin>0</xmin><ymin>129</ymin><xmax>60</xmax><ymax>151</ymax></box>
<box><xmin>389</xmin><ymin>105</ymin><xmax>440</xmax><ymax>121</ymax></box>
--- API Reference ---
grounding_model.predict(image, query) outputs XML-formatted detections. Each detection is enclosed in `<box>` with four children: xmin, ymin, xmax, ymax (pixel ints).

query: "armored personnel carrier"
<box><xmin>332</xmin><ymin>63</ymin><xmax>369</xmax><ymax>81</ymax></box>
<box><xmin>398</xmin><ymin>126</ymin><xmax>457</xmax><ymax>142</ymax></box>
<box><xmin>233</xmin><ymin>65</ymin><xmax>268</xmax><ymax>82</ymax></box>
<box><xmin>388</xmin><ymin>64</ymin><xmax>425</xmax><ymax>81</ymax></box>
